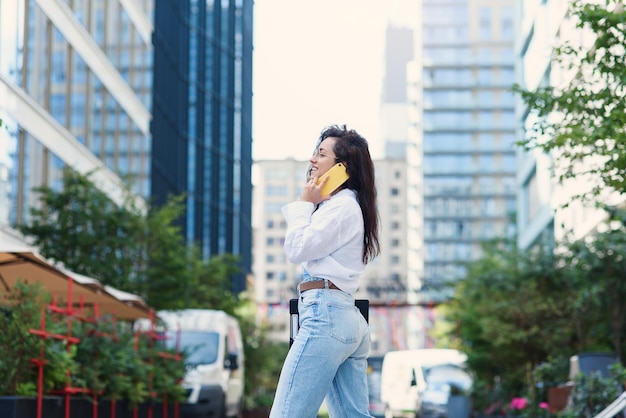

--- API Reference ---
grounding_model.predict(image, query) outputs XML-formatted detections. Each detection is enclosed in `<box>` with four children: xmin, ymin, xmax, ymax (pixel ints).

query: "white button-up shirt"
<box><xmin>281</xmin><ymin>189</ymin><xmax>365</xmax><ymax>295</ymax></box>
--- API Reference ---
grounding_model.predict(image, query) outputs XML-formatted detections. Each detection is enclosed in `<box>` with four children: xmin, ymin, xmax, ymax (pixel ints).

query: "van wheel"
<box><xmin>217</xmin><ymin>395</ymin><xmax>227</xmax><ymax>418</ymax></box>
<box><xmin>225</xmin><ymin>399</ymin><xmax>243</xmax><ymax>418</ymax></box>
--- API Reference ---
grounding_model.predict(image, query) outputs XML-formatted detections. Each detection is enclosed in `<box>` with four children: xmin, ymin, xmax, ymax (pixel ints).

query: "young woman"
<box><xmin>270</xmin><ymin>125</ymin><xmax>381</xmax><ymax>418</ymax></box>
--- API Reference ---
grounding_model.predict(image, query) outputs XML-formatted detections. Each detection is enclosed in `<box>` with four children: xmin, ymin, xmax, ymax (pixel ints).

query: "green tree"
<box><xmin>446</xmin><ymin>237</ymin><xmax>577</xmax><ymax>397</ymax></box>
<box><xmin>446</xmin><ymin>215</ymin><xmax>626</xmax><ymax>405</ymax></box>
<box><xmin>184</xmin><ymin>253</ymin><xmax>242</xmax><ymax>314</ymax></box>
<box><xmin>514</xmin><ymin>0</ymin><xmax>626</xmax><ymax>200</ymax></box>
<box><xmin>17</xmin><ymin>168</ymin><xmax>151</xmax><ymax>291</ymax></box>
<box><xmin>16</xmin><ymin>168</ymin><xmax>240</xmax><ymax>311</ymax></box>
<box><xmin>0</xmin><ymin>281</ymin><xmax>51</xmax><ymax>395</ymax></box>
<box><xmin>558</xmin><ymin>207</ymin><xmax>626</xmax><ymax>359</ymax></box>
<box><xmin>236</xmin><ymin>296</ymin><xmax>288</xmax><ymax>410</ymax></box>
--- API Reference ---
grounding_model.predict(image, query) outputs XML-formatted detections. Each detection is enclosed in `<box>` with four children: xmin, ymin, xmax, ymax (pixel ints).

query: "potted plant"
<box><xmin>564</xmin><ymin>363</ymin><xmax>626</xmax><ymax>417</ymax></box>
<box><xmin>532</xmin><ymin>356</ymin><xmax>570</xmax><ymax>412</ymax></box>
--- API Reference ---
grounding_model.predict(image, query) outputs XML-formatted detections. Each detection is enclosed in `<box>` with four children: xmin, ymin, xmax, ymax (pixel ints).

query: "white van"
<box><xmin>153</xmin><ymin>309</ymin><xmax>245</xmax><ymax>418</ymax></box>
<box><xmin>380</xmin><ymin>349</ymin><xmax>467</xmax><ymax>418</ymax></box>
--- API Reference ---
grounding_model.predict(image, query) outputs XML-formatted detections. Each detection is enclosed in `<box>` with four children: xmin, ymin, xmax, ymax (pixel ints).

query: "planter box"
<box><xmin>242</xmin><ymin>406</ymin><xmax>271</xmax><ymax>418</ymax></box>
<box><xmin>0</xmin><ymin>396</ymin><xmax>178</xmax><ymax>418</ymax></box>
<box><xmin>0</xmin><ymin>396</ymin><xmax>64</xmax><ymax>418</ymax></box>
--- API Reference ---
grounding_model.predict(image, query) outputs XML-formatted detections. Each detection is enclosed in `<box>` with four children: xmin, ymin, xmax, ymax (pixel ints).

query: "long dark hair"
<box><xmin>317</xmin><ymin>124</ymin><xmax>381</xmax><ymax>264</ymax></box>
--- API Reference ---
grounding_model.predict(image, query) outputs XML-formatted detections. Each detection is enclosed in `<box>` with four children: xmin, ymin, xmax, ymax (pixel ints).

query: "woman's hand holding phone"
<box><xmin>300</xmin><ymin>175</ymin><xmax>330</xmax><ymax>204</ymax></box>
<box><xmin>300</xmin><ymin>162</ymin><xmax>349</xmax><ymax>204</ymax></box>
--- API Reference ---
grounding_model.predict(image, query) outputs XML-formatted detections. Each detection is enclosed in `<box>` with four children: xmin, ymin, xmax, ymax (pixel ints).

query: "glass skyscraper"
<box><xmin>421</xmin><ymin>0</ymin><xmax>517</xmax><ymax>302</ymax></box>
<box><xmin>1</xmin><ymin>0</ymin><xmax>153</xmax><ymax>225</ymax></box>
<box><xmin>151</xmin><ymin>0</ymin><xmax>254</xmax><ymax>293</ymax></box>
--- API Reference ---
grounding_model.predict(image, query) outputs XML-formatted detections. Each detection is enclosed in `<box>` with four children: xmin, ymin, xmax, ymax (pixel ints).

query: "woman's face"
<box><xmin>309</xmin><ymin>137</ymin><xmax>338</xmax><ymax>178</ymax></box>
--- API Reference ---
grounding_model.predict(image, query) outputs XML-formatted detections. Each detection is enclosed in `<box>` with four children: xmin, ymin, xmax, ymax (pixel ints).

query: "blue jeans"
<box><xmin>270</xmin><ymin>286</ymin><xmax>372</xmax><ymax>418</ymax></box>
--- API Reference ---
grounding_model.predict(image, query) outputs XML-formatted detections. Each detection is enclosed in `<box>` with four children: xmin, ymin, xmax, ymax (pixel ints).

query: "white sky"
<box><xmin>252</xmin><ymin>0</ymin><xmax>417</xmax><ymax>161</ymax></box>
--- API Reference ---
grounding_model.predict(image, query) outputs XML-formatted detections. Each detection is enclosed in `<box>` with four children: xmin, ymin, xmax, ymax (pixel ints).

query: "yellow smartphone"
<box><xmin>317</xmin><ymin>162</ymin><xmax>350</xmax><ymax>197</ymax></box>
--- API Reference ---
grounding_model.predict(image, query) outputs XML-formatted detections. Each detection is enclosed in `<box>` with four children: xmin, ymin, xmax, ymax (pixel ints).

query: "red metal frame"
<box><xmin>28</xmin><ymin>278</ymin><xmax>182</xmax><ymax>418</ymax></box>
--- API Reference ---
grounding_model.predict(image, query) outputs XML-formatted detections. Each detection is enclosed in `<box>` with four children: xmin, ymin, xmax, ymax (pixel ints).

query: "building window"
<box><xmin>266</xmin><ymin>272</ymin><xmax>274</xmax><ymax>280</ymax></box>
<box><xmin>501</xmin><ymin>6</ymin><xmax>514</xmax><ymax>40</ymax></box>
<box><xmin>266</xmin><ymin>203</ymin><xmax>282</xmax><ymax>213</ymax></box>
<box><xmin>266</xmin><ymin>185</ymin><xmax>288</xmax><ymax>196</ymax></box>
<box><xmin>479</xmin><ymin>7</ymin><xmax>492</xmax><ymax>40</ymax></box>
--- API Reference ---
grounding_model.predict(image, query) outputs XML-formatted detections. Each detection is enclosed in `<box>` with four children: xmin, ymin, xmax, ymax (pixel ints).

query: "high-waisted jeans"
<box><xmin>270</xmin><ymin>286</ymin><xmax>373</xmax><ymax>418</ymax></box>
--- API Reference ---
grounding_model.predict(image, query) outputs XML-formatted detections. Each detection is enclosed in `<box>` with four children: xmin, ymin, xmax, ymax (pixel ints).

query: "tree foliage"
<box><xmin>446</xmin><ymin>238</ymin><xmax>574</xmax><ymax>395</ymax></box>
<box><xmin>0</xmin><ymin>281</ymin><xmax>51</xmax><ymax>395</ymax></box>
<box><xmin>445</xmin><ymin>208</ymin><xmax>626</xmax><ymax>403</ymax></box>
<box><xmin>558</xmin><ymin>206</ymin><xmax>626</xmax><ymax>357</ymax></box>
<box><xmin>235</xmin><ymin>297</ymin><xmax>289</xmax><ymax>410</ymax></box>
<box><xmin>514</xmin><ymin>0</ymin><xmax>626</xmax><ymax>200</ymax></box>
<box><xmin>16</xmin><ymin>168</ymin><xmax>240</xmax><ymax>311</ymax></box>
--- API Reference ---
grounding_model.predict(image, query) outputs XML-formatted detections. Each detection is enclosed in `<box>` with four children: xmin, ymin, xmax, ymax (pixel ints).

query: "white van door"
<box><xmin>224</xmin><ymin>318</ymin><xmax>244</xmax><ymax>416</ymax></box>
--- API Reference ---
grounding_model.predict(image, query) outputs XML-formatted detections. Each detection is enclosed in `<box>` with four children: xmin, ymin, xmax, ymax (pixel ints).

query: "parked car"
<box><xmin>380</xmin><ymin>349</ymin><xmax>467</xmax><ymax>418</ymax></box>
<box><xmin>143</xmin><ymin>309</ymin><xmax>245</xmax><ymax>418</ymax></box>
<box><xmin>367</xmin><ymin>355</ymin><xmax>385</xmax><ymax>417</ymax></box>
<box><xmin>418</xmin><ymin>363</ymin><xmax>472</xmax><ymax>418</ymax></box>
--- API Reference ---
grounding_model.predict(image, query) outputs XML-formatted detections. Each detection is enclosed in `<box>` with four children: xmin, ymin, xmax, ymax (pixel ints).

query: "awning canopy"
<box><xmin>0</xmin><ymin>246</ymin><xmax>151</xmax><ymax>320</ymax></box>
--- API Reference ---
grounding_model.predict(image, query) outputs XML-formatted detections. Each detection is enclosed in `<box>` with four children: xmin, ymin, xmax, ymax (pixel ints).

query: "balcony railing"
<box><xmin>593</xmin><ymin>392</ymin><xmax>626</xmax><ymax>418</ymax></box>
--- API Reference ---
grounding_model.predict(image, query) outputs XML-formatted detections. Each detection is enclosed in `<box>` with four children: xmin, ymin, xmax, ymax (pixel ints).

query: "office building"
<box><xmin>0</xmin><ymin>162</ymin><xmax>10</xmax><ymax>225</ymax></box>
<box><xmin>0</xmin><ymin>0</ymin><xmax>153</xmax><ymax>228</ymax></box>
<box><xmin>420</xmin><ymin>0</ymin><xmax>517</xmax><ymax>302</ymax></box>
<box><xmin>151</xmin><ymin>0</ymin><xmax>254</xmax><ymax>293</ymax></box>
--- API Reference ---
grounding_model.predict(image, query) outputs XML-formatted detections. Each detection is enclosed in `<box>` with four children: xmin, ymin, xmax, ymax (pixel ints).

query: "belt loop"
<box><xmin>324</xmin><ymin>279</ymin><xmax>329</xmax><ymax>289</ymax></box>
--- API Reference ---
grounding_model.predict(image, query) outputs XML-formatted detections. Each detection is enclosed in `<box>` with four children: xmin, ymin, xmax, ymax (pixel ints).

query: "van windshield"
<box><xmin>165</xmin><ymin>331</ymin><xmax>220</xmax><ymax>365</ymax></box>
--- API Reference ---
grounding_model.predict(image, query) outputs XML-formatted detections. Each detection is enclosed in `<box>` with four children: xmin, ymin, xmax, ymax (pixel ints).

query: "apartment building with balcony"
<box><xmin>420</xmin><ymin>0</ymin><xmax>517</xmax><ymax>302</ymax></box>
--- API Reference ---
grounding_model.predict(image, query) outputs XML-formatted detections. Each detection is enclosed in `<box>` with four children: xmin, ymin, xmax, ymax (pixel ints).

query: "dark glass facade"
<box><xmin>151</xmin><ymin>0</ymin><xmax>253</xmax><ymax>293</ymax></box>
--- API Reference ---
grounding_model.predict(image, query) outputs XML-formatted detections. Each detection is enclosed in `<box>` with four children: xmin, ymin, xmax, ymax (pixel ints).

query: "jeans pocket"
<box><xmin>329</xmin><ymin>303</ymin><xmax>359</xmax><ymax>344</ymax></box>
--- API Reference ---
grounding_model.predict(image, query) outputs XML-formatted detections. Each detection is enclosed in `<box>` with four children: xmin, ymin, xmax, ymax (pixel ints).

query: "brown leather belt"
<box><xmin>299</xmin><ymin>279</ymin><xmax>340</xmax><ymax>293</ymax></box>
